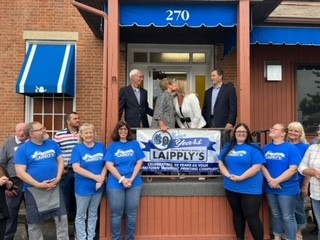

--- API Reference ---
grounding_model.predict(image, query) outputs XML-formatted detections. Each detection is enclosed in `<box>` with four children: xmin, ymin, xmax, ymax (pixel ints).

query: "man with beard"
<box><xmin>54</xmin><ymin>112</ymin><xmax>80</xmax><ymax>222</ymax></box>
<box><xmin>15</xmin><ymin>121</ymin><xmax>68</xmax><ymax>239</ymax></box>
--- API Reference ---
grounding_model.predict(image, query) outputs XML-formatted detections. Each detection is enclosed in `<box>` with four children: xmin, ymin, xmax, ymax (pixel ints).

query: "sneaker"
<box><xmin>198</xmin><ymin>177</ymin><xmax>206</xmax><ymax>181</ymax></box>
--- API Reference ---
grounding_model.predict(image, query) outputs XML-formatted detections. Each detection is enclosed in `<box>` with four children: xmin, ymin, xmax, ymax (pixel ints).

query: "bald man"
<box><xmin>0</xmin><ymin>123</ymin><xmax>27</xmax><ymax>240</ymax></box>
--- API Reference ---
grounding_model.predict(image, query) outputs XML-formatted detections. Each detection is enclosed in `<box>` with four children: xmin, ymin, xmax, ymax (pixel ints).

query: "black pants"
<box><xmin>0</xmin><ymin>218</ymin><xmax>7</xmax><ymax>240</ymax></box>
<box><xmin>225</xmin><ymin>189</ymin><xmax>264</xmax><ymax>240</ymax></box>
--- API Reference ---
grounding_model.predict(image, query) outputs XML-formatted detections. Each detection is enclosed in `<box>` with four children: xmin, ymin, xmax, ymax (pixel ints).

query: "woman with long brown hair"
<box><xmin>219</xmin><ymin>123</ymin><xmax>265</xmax><ymax>240</ymax></box>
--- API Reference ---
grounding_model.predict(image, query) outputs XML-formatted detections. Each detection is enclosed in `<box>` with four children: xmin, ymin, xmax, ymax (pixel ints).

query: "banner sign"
<box><xmin>136</xmin><ymin>129</ymin><xmax>221</xmax><ymax>174</ymax></box>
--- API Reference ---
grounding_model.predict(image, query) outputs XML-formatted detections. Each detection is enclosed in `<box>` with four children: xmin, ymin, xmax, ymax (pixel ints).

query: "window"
<box><xmin>297</xmin><ymin>65</ymin><xmax>320</xmax><ymax>134</ymax></box>
<box><xmin>133</xmin><ymin>52</ymin><xmax>148</xmax><ymax>62</ymax></box>
<box><xmin>21</xmin><ymin>33</ymin><xmax>78</xmax><ymax>139</ymax></box>
<box><xmin>31</xmin><ymin>95</ymin><xmax>74</xmax><ymax>139</ymax></box>
<box><xmin>150</xmin><ymin>52</ymin><xmax>190</xmax><ymax>63</ymax></box>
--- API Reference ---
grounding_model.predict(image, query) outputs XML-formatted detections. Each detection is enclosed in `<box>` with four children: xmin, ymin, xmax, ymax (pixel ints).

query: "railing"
<box><xmin>251</xmin><ymin>129</ymin><xmax>271</xmax><ymax>147</ymax></box>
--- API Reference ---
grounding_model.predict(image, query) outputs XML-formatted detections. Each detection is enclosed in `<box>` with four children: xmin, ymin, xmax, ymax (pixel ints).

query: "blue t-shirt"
<box><xmin>71</xmin><ymin>142</ymin><xmax>107</xmax><ymax>196</ymax></box>
<box><xmin>293</xmin><ymin>142</ymin><xmax>309</xmax><ymax>188</ymax></box>
<box><xmin>263</xmin><ymin>141</ymin><xmax>301</xmax><ymax>195</ymax></box>
<box><xmin>105</xmin><ymin>140</ymin><xmax>145</xmax><ymax>189</ymax></box>
<box><xmin>218</xmin><ymin>143</ymin><xmax>265</xmax><ymax>194</ymax></box>
<box><xmin>14</xmin><ymin>139</ymin><xmax>62</xmax><ymax>190</ymax></box>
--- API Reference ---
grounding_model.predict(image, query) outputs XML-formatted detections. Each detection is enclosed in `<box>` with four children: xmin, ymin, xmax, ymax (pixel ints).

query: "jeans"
<box><xmin>107</xmin><ymin>186</ymin><xmax>143</xmax><ymax>240</ymax></box>
<box><xmin>295</xmin><ymin>194</ymin><xmax>306</xmax><ymax>230</ymax></box>
<box><xmin>225</xmin><ymin>190</ymin><xmax>264</xmax><ymax>240</ymax></box>
<box><xmin>311</xmin><ymin>198</ymin><xmax>320</xmax><ymax>240</ymax></box>
<box><xmin>60</xmin><ymin>170</ymin><xmax>76</xmax><ymax>217</ymax></box>
<box><xmin>28</xmin><ymin>215</ymin><xmax>69</xmax><ymax>240</ymax></box>
<box><xmin>5</xmin><ymin>178</ymin><xmax>24</xmax><ymax>240</ymax></box>
<box><xmin>266</xmin><ymin>194</ymin><xmax>298</xmax><ymax>240</ymax></box>
<box><xmin>75</xmin><ymin>193</ymin><xmax>103</xmax><ymax>240</ymax></box>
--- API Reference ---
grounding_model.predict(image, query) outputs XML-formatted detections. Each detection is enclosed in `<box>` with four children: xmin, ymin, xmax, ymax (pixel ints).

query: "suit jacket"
<box><xmin>202</xmin><ymin>82</ymin><xmax>237</xmax><ymax>128</ymax></box>
<box><xmin>173</xmin><ymin>93</ymin><xmax>206</xmax><ymax>128</ymax></box>
<box><xmin>119</xmin><ymin>85</ymin><xmax>153</xmax><ymax>128</ymax></box>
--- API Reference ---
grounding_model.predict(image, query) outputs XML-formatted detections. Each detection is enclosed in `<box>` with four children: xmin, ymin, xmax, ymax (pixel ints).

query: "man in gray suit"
<box><xmin>119</xmin><ymin>69</ymin><xmax>153</xmax><ymax>128</ymax></box>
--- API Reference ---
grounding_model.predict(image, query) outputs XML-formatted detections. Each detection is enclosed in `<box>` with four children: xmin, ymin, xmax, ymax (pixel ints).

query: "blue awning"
<box><xmin>120</xmin><ymin>3</ymin><xmax>237</xmax><ymax>28</ymax></box>
<box><xmin>16</xmin><ymin>44</ymin><xmax>75</xmax><ymax>96</ymax></box>
<box><xmin>251</xmin><ymin>26</ymin><xmax>320</xmax><ymax>46</ymax></box>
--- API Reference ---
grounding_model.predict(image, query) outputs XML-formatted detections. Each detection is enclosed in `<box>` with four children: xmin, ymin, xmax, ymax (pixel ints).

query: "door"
<box><xmin>149</xmin><ymin>68</ymin><xmax>188</xmax><ymax>108</ymax></box>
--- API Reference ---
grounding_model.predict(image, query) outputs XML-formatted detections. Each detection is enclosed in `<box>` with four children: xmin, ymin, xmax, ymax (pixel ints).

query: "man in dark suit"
<box><xmin>202</xmin><ymin>68</ymin><xmax>237</xmax><ymax>143</ymax></box>
<box><xmin>119</xmin><ymin>69</ymin><xmax>153</xmax><ymax>128</ymax></box>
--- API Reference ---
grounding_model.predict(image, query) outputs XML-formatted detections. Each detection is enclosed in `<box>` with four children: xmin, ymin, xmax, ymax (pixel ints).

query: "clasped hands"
<box><xmin>95</xmin><ymin>174</ymin><xmax>106</xmax><ymax>191</ymax></box>
<box><xmin>267</xmin><ymin>178</ymin><xmax>281</xmax><ymax>189</ymax></box>
<box><xmin>122</xmin><ymin>178</ymin><xmax>132</xmax><ymax>188</ymax></box>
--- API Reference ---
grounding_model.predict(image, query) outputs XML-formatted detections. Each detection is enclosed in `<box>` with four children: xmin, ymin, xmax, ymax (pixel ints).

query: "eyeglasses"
<box><xmin>235</xmin><ymin>130</ymin><xmax>247</xmax><ymax>134</ymax></box>
<box><xmin>32</xmin><ymin>127</ymin><xmax>46</xmax><ymax>132</ymax></box>
<box><xmin>118</xmin><ymin>127</ymin><xmax>128</xmax><ymax>132</ymax></box>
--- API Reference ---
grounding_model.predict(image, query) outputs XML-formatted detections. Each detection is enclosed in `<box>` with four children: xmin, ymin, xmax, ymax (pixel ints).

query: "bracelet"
<box><xmin>118</xmin><ymin>176</ymin><xmax>125</xmax><ymax>183</ymax></box>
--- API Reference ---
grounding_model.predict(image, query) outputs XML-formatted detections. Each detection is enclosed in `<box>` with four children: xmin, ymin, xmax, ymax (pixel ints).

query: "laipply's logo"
<box><xmin>265</xmin><ymin>151</ymin><xmax>285</xmax><ymax>160</ymax></box>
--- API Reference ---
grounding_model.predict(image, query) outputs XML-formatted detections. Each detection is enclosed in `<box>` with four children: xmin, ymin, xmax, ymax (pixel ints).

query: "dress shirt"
<box><xmin>133</xmin><ymin>87</ymin><xmax>140</xmax><ymax>104</ymax></box>
<box><xmin>211</xmin><ymin>86</ymin><xmax>221</xmax><ymax>115</ymax></box>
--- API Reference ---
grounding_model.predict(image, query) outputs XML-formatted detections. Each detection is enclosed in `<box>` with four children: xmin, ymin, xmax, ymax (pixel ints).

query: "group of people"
<box><xmin>218</xmin><ymin>121</ymin><xmax>320</xmax><ymax>240</ymax></box>
<box><xmin>0</xmin><ymin>114</ymin><xmax>145</xmax><ymax>240</ymax></box>
<box><xmin>2</xmin><ymin>66</ymin><xmax>320</xmax><ymax>240</ymax></box>
<box><xmin>0</xmin><ymin>67</ymin><xmax>238</xmax><ymax>239</ymax></box>
<box><xmin>119</xmin><ymin>68</ymin><xmax>237</xmax><ymax>132</ymax></box>
<box><xmin>120</xmin><ymin>68</ymin><xmax>237</xmax><ymax>179</ymax></box>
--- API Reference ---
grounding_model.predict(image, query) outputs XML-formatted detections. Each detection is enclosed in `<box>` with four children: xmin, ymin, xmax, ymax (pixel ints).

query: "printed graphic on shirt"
<box><xmin>228</xmin><ymin>150</ymin><xmax>247</xmax><ymax>157</ymax></box>
<box><xmin>31</xmin><ymin>150</ymin><xmax>55</xmax><ymax>160</ymax></box>
<box><xmin>83</xmin><ymin>153</ymin><xmax>104</xmax><ymax>162</ymax></box>
<box><xmin>265</xmin><ymin>151</ymin><xmax>285</xmax><ymax>160</ymax></box>
<box><xmin>114</xmin><ymin>149</ymin><xmax>134</xmax><ymax>158</ymax></box>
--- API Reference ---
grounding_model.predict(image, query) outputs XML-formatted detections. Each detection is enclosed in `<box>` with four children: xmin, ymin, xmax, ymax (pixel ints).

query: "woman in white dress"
<box><xmin>173</xmin><ymin>79</ymin><xmax>207</xmax><ymax>180</ymax></box>
<box><xmin>173</xmin><ymin>79</ymin><xmax>206</xmax><ymax>129</ymax></box>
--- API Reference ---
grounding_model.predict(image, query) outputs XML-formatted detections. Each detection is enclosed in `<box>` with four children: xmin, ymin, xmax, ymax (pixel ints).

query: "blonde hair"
<box><xmin>78</xmin><ymin>123</ymin><xmax>96</xmax><ymax>143</ymax></box>
<box><xmin>287</xmin><ymin>121</ymin><xmax>308</xmax><ymax>143</ymax></box>
<box><xmin>159</xmin><ymin>78</ymin><xmax>174</xmax><ymax>91</ymax></box>
<box><xmin>175</xmin><ymin>79</ymin><xmax>192</xmax><ymax>96</ymax></box>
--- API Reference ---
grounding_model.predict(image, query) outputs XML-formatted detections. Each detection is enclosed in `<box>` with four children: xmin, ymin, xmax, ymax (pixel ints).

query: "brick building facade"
<box><xmin>0</xmin><ymin>0</ymin><xmax>237</xmax><ymax>146</ymax></box>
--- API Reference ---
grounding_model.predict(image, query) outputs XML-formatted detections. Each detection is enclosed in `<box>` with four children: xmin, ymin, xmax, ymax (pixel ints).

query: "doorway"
<box><xmin>150</xmin><ymin>68</ymin><xmax>188</xmax><ymax>108</ymax></box>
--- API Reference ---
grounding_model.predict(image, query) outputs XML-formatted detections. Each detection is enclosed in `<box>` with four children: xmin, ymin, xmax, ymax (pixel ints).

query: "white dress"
<box><xmin>173</xmin><ymin>93</ymin><xmax>206</xmax><ymax>128</ymax></box>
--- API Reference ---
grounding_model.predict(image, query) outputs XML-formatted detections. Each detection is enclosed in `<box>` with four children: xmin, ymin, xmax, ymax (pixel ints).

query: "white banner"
<box><xmin>136</xmin><ymin>129</ymin><xmax>221</xmax><ymax>174</ymax></box>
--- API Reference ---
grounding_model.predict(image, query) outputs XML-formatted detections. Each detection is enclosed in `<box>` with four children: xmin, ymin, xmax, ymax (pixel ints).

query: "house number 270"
<box><xmin>166</xmin><ymin>10</ymin><xmax>190</xmax><ymax>21</ymax></box>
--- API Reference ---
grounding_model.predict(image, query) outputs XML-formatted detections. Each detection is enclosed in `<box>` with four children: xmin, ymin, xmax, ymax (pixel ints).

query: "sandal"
<box><xmin>296</xmin><ymin>232</ymin><xmax>303</xmax><ymax>240</ymax></box>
